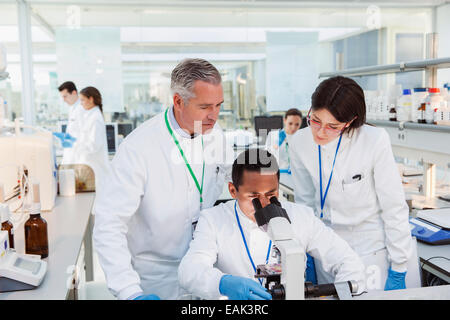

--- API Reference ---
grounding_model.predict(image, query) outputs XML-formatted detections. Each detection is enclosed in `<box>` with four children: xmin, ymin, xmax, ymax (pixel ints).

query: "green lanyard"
<box><xmin>164</xmin><ymin>108</ymin><xmax>205</xmax><ymax>208</ymax></box>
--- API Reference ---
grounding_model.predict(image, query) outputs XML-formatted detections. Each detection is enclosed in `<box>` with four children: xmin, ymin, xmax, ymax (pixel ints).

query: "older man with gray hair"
<box><xmin>93</xmin><ymin>58</ymin><xmax>233</xmax><ymax>300</ymax></box>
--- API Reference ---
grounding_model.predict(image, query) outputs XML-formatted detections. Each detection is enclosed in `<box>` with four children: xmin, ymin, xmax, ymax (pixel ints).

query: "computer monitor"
<box><xmin>105</xmin><ymin>123</ymin><xmax>118</xmax><ymax>154</ymax></box>
<box><xmin>117</xmin><ymin>122</ymin><xmax>133</xmax><ymax>138</ymax></box>
<box><xmin>60</xmin><ymin>122</ymin><xmax>67</xmax><ymax>133</ymax></box>
<box><xmin>254</xmin><ymin>115</ymin><xmax>284</xmax><ymax>145</ymax></box>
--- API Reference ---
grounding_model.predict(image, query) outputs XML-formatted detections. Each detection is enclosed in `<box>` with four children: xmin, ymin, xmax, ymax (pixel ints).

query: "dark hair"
<box><xmin>311</xmin><ymin>76</ymin><xmax>366</xmax><ymax>134</ymax></box>
<box><xmin>285</xmin><ymin>108</ymin><xmax>302</xmax><ymax>119</ymax></box>
<box><xmin>232</xmin><ymin>149</ymin><xmax>279</xmax><ymax>191</ymax></box>
<box><xmin>58</xmin><ymin>81</ymin><xmax>77</xmax><ymax>94</ymax></box>
<box><xmin>80</xmin><ymin>86</ymin><xmax>103</xmax><ymax>113</ymax></box>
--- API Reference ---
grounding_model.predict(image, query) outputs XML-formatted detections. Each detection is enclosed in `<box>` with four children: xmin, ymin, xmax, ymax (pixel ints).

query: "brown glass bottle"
<box><xmin>24</xmin><ymin>182</ymin><xmax>48</xmax><ymax>258</ymax></box>
<box><xmin>0</xmin><ymin>185</ymin><xmax>14</xmax><ymax>249</ymax></box>
<box><xmin>1</xmin><ymin>219</ymin><xmax>14</xmax><ymax>249</ymax></box>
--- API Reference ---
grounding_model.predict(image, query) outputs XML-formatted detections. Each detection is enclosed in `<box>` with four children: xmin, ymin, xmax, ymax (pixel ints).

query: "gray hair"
<box><xmin>171</xmin><ymin>58</ymin><xmax>222</xmax><ymax>104</ymax></box>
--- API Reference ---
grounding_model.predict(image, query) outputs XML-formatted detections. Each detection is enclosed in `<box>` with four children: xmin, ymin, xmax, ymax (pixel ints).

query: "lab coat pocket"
<box><xmin>341</xmin><ymin>175</ymin><xmax>376</xmax><ymax>211</ymax></box>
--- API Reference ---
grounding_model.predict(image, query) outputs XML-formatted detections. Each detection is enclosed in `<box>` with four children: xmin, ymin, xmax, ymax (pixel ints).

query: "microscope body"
<box><xmin>252</xmin><ymin>198</ymin><xmax>305</xmax><ymax>300</ymax></box>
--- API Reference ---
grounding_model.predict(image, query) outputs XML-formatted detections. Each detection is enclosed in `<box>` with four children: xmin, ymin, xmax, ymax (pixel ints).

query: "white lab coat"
<box><xmin>71</xmin><ymin>106</ymin><xmax>109</xmax><ymax>191</ymax></box>
<box><xmin>62</xmin><ymin>99</ymin><xmax>84</xmax><ymax>164</ymax></box>
<box><xmin>289</xmin><ymin>125</ymin><xmax>412</xmax><ymax>283</ymax></box>
<box><xmin>265</xmin><ymin>130</ymin><xmax>290</xmax><ymax>170</ymax></box>
<box><xmin>178</xmin><ymin>200</ymin><xmax>366</xmax><ymax>299</ymax></box>
<box><xmin>93</xmin><ymin>109</ymin><xmax>234</xmax><ymax>300</ymax></box>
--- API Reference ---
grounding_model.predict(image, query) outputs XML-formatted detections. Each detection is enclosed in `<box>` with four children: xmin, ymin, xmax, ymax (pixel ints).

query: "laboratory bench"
<box><xmin>0</xmin><ymin>192</ymin><xmax>96</xmax><ymax>300</ymax></box>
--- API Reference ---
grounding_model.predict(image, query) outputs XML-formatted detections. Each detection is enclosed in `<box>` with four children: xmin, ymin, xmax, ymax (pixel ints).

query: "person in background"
<box><xmin>289</xmin><ymin>76</ymin><xmax>413</xmax><ymax>291</ymax></box>
<box><xmin>93</xmin><ymin>58</ymin><xmax>234</xmax><ymax>300</ymax></box>
<box><xmin>71</xmin><ymin>86</ymin><xmax>109</xmax><ymax>191</ymax></box>
<box><xmin>55</xmin><ymin>81</ymin><xmax>85</xmax><ymax>164</ymax></box>
<box><xmin>265</xmin><ymin>108</ymin><xmax>302</xmax><ymax>173</ymax></box>
<box><xmin>178</xmin><ymin>148</ymin><xmax>365</xmax><ymax>300</ymax></box>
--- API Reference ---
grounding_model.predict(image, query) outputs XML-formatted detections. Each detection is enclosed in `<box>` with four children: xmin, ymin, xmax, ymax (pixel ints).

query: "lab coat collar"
<box><xmin>83</xmin><ymin>105</ymin><xmax>100</xmax><ymax>117</ymax></box>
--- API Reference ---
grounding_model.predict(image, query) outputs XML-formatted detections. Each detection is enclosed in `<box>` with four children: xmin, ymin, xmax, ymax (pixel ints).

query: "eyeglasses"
<box><xmin>306</xmin><ymin>109</ymin><xmax>347</xmax><ymax>136</ymax></box>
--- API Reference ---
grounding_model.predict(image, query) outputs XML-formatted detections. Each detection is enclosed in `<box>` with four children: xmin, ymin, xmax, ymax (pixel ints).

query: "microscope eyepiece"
<box><xmin>252</xmin><ymin>198</ymin><xmax>263</xmax><ymax>211</ymax></box>
<box><xmin>269</xmin><ymin>196</ymin><xmax>281</xmax><ymax>207</ymax></box>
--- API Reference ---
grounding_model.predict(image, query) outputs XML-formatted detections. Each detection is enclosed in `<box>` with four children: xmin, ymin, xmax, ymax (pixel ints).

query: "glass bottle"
<box><xmin>24</xmin><ymin>182</ymin><xmax>48</xmax><ymax>258</ymax></box>
<box><xmin>417</xmin><ymin>103</ymin><xmax>426</xmax><ymax>124</ymax></box>
<box><xmin>0</xmin><ymin>184</ymin><xmax>13</xmax><ymax>249</ymax></box>
<box><xmin>389</xmin><ymin>107</ymin><xmax>397</xmax><ymax>121</ymax></box>
<box><xmin>1</xmin><ymin>204</ymin><xmax>14</xmax><ymax>249</ymax></box>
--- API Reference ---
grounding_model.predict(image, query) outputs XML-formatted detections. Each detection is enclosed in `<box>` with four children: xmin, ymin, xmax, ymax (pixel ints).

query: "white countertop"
<box><xmin>0</xmin><ymin>192</ymin><xmax>96</xmax><ymax>300</ymax></box>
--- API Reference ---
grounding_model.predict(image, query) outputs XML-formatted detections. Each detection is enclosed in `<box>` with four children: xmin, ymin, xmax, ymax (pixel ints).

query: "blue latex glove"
<box><xmin>52</xmin><ymin>132</ymin><xmax>66</xmax><ymax>142</ymax></box>
<box><xmin>384</xmin><ymin>268</ymin><xmax>407</xmax><ymax>291</ymax></box>
<box><xmin>53</xmin><ymin>132</ymin><xmax>76</xmax><ymax>148</ymax></box>
<box><xmin>305</xmin><ymin>253</ymin><xmax>318</xmax><ymax>285</ymax></box>
<box><xmin>219</xmin><ymin>275</ymin><xmax>272</xmax><ymax>300</ymax></box>
<box><xmin>62</xmin><ymin>139</ymin><xmax>75</xmax><ymax>148</ymax></box>
<box><xmin>64</xmin><ymin>133</ymin><xmax>77</xmax><ymax>142</ymax></box>
<box><xmin>133</xmin><ymin>294</ymin><xmax>161</xmax><ymax>300</ymax></box>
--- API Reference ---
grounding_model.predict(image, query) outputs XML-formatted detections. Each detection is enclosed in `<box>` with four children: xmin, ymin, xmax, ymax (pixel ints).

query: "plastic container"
<box><xmin>396</xmin><ymin>89</ymin><xmax>412</xmax><ymax>122</ymax></box>
<box><xmin>425</xmin><ymin>88</ymin><xmax>443</xmax><ymax>124</ymax></box>
<box><xmin>412</xmin><ymin>88</ymin><xmax>428</xmax><ymax>123</ymax></box>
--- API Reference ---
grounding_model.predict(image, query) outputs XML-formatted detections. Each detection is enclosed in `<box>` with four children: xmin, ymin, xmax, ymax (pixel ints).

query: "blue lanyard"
<box><xmin>318</xmin><ymin>134</ymin><xmax>343</xmax><ymax>219</ymax></box>
<box><xmin>234</xmin><ymin>201</ymin><xmax>272</xmax><ymax>285</ymax></box>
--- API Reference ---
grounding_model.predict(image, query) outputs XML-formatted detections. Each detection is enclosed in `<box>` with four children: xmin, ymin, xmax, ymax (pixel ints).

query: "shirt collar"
<box><xmin>169</xmin><ymin>106</ymin><xmax>200</xmax><ymax>139</ymax></box>
<box><xmin>235</xmin><ymin>200</ymin><xmax>258</xmax><ymax>228</ymax></box>
<box><xmin>320</xmin><ymin>131</ymin><xmax>351</xmax><ymax>151</ymax></box>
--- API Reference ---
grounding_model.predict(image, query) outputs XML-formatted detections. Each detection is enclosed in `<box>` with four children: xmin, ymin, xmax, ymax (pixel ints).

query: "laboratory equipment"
<box><xmin>410</xmin><ymin>208</ymin><xmax>450</xmax><ymax>245</ymax></box>
<box><xmin>24</xmin><ymin>182</ymin><xmax>49</xmax><ymax>258</ymax></box>
<box><xmin>252</xmin><ymin>197</ymin><xmax>357</xmax><ymax>300</ymax></box>
<box><xmin>0</xmin><ymin>121</ymin><xmax>57</xmax><ymax>211</ymax></box>
<box><xmin>58</xmin><ymin>164</ymin><xmax>95</xmax><ymax>192</ymax></box>
<box><xmin>251</xmin><ymin>196</ymin><xmax>303</xmax><ymax>299</ymax></box>
<box><xmin>0</xmin><ymin>231</ymin><xmax>47</xmax><ymax>292</ymax></box>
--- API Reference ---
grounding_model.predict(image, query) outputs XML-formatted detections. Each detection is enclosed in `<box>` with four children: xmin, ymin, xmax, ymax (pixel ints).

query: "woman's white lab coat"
<box><xmin>265</xmin><ymin>129</ymin><xmax>290</xmax><ymax>170</ymax></box>
<box><xmin>93</xmin><ymin>109</ymin><xmax>234</xmax><ymax>300</ymax></box>
<box><xmin>178</xmin><ymin>200</ymin><xmax>365</xmax><ymax>299</ymax></box>
<box><xmin>62</xmin><ymin>99</ymin><xmax>84</xmax><ymax>164</ymax></box>
<box><xmin>289</xmin><ymin>125</ymin><xmax>413</xmax><ymax>286</ymax></box>
<box><xmin>71</xmin><ymin>106</ymin><xmax>109</xmax><ymax>190</ymax></box>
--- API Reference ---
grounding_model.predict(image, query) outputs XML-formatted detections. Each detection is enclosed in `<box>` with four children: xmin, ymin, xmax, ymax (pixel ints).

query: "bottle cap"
<box><xmin>403</xmin><ymin>89</ymin><xmax>411</xmax><ymax>95</ymax></box>
<box><xmin>413</xmin><ymin>88</ymin><xmax>427</xmax><ymax>92</ymax></box>
<box><xmin>429</xmin><ymin>88</ymin><xmax>440</xmax><ymax>93</ymax></box>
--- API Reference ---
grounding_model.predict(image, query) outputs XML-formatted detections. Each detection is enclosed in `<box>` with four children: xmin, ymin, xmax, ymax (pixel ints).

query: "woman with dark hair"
<box><xmin>72</xmin><ymin>86</ymin><xmax>109</xmax><ymax>190</ymax></box>
<box><xmin>265</xmin><ymin>108</ymin><xmax>302</xmax><ymax>172</ymax></box>
<box><xmin>289</xmin><ymin>76</ymin><xmax>416</xmax><ymax>291</ymax></box>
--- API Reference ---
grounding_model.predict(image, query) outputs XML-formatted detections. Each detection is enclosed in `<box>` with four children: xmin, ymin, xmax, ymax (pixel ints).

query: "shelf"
<box><xmin>367</xmin><ymin>120</ymin><xmax>450</xmax><ymax>133</ymax></box>
<box><xmin>367</xmin><ymin>119</ymin><xmax>450</xmax><ymax>168</ymax></box>
<box><xmin>319</xmin><ymin>57</ymin><xmax>450</xmax><ymax>78</ymax></box>
<box><xmin>0</xmin><ymin>72</ymin><xmax>9</xmax><ymax>81</ymax></box>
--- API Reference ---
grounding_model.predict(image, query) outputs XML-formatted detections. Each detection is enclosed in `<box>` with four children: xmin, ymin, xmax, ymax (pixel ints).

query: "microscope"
<box><xmin>252</xmin><ymin>197</ymin><xmax>358</xmax><ymax>300</ymax></box>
